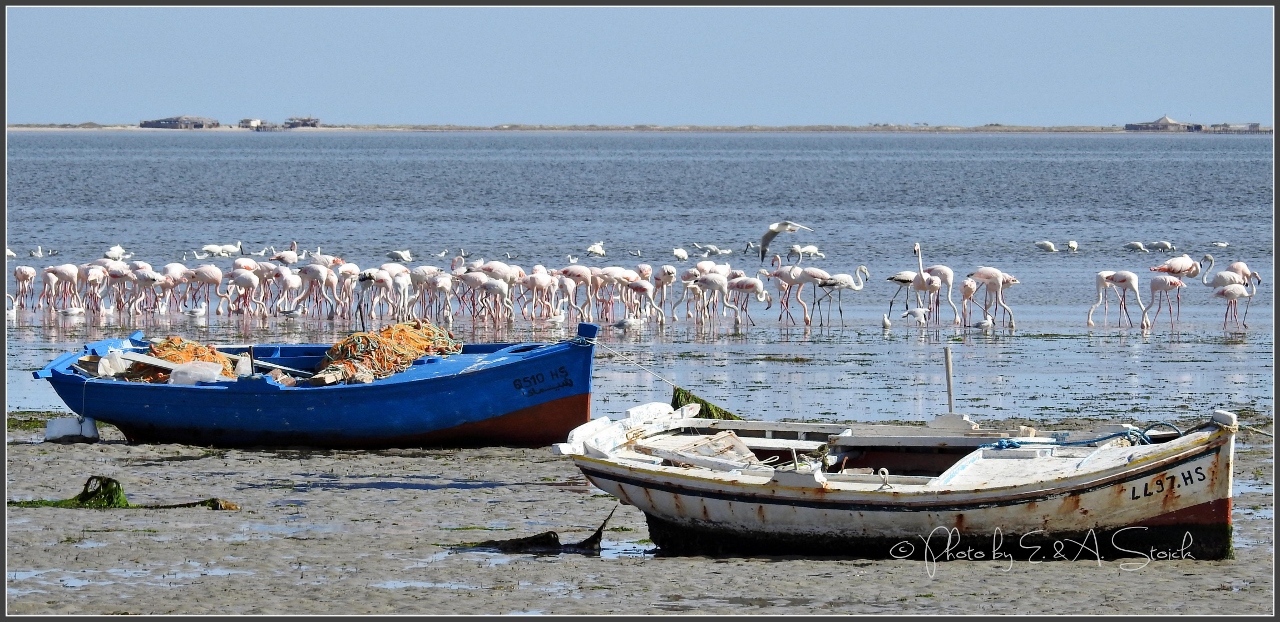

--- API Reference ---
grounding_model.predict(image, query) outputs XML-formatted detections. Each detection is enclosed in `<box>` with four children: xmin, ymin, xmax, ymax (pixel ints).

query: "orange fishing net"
<box><xmin>123</xmin><ymin>336</ymin><xmax>236</xmax><ymax>384</ymax></box>
<box><xmin>315</xmin><ymin>320</ymin><xmax>463</xmax><ymax>383</ymax></box>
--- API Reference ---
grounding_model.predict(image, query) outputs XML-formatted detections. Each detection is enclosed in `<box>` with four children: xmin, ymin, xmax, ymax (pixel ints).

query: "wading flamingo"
<box><xmin>1086</xmin><ymin>271</ymin><xmax>1118</xmax><ymax>327</ymax></box>
<box><xmin>1102</xmin><ymin>271</ymin><xmax>1150</xmax><ymax>329</ymax></box>
<box><xmin>1213</xmin><ymin>279</ymin><xmax>1258</xmax><ymax>329</ymax></box>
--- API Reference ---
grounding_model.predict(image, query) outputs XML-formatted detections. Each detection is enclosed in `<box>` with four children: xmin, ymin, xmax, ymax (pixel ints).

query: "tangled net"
<box><xmin>315</xmin><ymin>320</ymin><xmax>463</xmax><ymax>383</ymax></box>
<box><xmin>123</xmin><ymin>336</ymin><xmax>235</xmax><ymax>383</ymax></box>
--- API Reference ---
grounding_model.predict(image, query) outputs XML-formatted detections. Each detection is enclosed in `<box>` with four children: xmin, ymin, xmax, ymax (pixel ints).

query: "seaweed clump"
<box><xmin>671</xmin><ymin>386</ymin><xmax>743</xmax><ymax>421</ymax></box>
<box><xmin>7</xmin><ymin>476</ymin><xmax>239</xmax><ymax>510</ymax></box>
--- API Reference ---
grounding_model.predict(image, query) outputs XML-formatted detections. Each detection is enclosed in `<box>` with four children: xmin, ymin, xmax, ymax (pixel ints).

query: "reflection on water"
<box><xmin>7</xmin><ymin>307</ymin><xmax>1273</xmax><ymax>426</ymax></box>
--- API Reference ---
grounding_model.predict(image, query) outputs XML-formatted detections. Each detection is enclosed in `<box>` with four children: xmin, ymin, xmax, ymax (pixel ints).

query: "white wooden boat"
<box><xmin>554</xmin><ymin>404</ymin><xmax>1237</xmax><ymax>560</ymax></box>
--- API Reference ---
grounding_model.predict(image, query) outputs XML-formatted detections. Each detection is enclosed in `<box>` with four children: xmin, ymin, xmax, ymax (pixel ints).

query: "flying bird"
<box><xmin>759</xmin><ymin>221</ymin><xmax>812</xmax><ymax>263</ymax></box>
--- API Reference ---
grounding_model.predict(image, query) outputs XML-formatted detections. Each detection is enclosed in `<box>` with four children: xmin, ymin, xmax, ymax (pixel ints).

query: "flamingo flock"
<box><xmin>4</xmin><ymin>239</ymin><xmax>1265</xmax><ymax>333</ymax></box>
<box><xmin>1082</xmin><ymin>253</ymin><xmax>1264</xmax><ymax>331</ymax></box>
<box><xmin>4</xmin><ymin>240</ymin><xmax>875</xmax><ymax>333</ymax></box>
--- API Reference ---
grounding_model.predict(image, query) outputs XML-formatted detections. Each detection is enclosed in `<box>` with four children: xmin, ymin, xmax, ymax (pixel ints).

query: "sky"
<box><xmin>5</xmin><ymin>6</ymin><xmax>1274</xmax><ymax>127</ymax></box>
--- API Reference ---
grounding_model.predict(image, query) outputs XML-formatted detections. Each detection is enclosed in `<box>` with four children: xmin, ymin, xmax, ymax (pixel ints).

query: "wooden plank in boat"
<box><xmin>123</xmin><ymin>351</ymin><xmax>314</xmax><ymax>378</ymax></box>
<box><xmin>829</xmin><ymin>435</ymin><xmax>1008</xmax><ymax>448</ymax></box>
<box><xmin>119</xmin><ymin>351</ymin><xmax>184</xmax><ymax>370</ymax></box>
<box><xmin>220</xmin><ymin>352</ymin><xmax>314</xmax><ymax>378</ymax></box>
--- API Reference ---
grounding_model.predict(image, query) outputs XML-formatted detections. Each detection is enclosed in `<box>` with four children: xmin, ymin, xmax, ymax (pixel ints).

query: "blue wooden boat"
<box><xmin>34</xmin><ymin>323</ymin><xmax>600</xmax><ymax>449</ymax></box>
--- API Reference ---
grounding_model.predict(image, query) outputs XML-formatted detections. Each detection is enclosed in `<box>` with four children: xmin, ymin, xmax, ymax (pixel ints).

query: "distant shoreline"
<box><xmin>6</xmin><ymin>123</ymin><xmax>1271</xmax><ymax>134</ymax></box>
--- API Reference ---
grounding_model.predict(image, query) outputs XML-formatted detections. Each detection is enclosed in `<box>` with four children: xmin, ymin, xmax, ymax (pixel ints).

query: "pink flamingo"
<box><xmin>186</xmin><ymin>264</ymin><xmax>223</xmax><ymax>313</ymax></box>
<box><xmin>12</xmin><ymin>266</ymin><xmax>36</xmax><ymax>308</ymax></box>
<box><xmin>693</xmin><ymin>272</ymin><xmax>739</xmax><ymax>325</ymax></box>
<box><xmin>915</xmin><ymin>243</ymin><xmax>959</xmax><ymax>325</ymax></box>
<box><xmin>1149</xmin><ymin>253</ymin><xmax>1203</xmax><ymax>279</ymax></box>
<box><xmin>959</xmin><ymin>277</ymin><xmax>979</xmax><ymax>327</ymax></box>
<box><xmin>1102</xmin><ymin>271</ymin><xmax>1150</xmax><ymax>329</ymax></box>
<box><xmin>727</xmin><ymin>276</ymin><xmax>772</xmax><ymax>327</ymax></box>
<box><xmin>794</xmin><ymin>265</ymin><xmax>832</xmax><ymax>326</ymax></box>
<box><xmin>813</xmin><ymin>266</ymin><xmax>869</xmax><ymax>326</ymax></box>
<box><xmin>1147</xmin><ymin>274</ymin><xmax>1186</xmax><ymax>328</ymax></box>
<box><xmin>1086</xmin><ymin>271</ymin><xmax>1118</xmax><ymax>327</ymax></box>
<box><xmin>1214</xmin><ymin>280</ymin><xmax>1258</xmax><ymax>329</ymax></box>
<box><xmin>967</xmin><ymin>266</ymin><xmax>1017</xmax><ymax>329</ymax></box>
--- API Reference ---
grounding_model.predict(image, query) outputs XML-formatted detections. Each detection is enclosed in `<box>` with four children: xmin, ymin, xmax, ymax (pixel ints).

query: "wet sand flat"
<box><xmin>5</xmin><ymin>420</ymin><xmax>1273</xmax><ymax>615</ymax></box>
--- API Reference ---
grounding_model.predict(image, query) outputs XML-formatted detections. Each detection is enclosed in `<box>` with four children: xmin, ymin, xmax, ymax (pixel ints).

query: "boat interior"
<box><xmin>634</xmin><ymin>417</ymin><xmax>1183</xmax><ymax>479</ymax></box>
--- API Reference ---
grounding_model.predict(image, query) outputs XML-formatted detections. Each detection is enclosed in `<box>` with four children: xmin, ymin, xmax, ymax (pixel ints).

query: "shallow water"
<box><xmin>6</xmin><ymin>131</ymin><xmax>1273</xmax><ymax>424</ymax></box>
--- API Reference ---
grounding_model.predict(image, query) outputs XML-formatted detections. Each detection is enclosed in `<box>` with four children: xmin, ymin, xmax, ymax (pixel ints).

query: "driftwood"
<box><xmin>456</xmin><ymin>506</ymin><xmax>616</xmax><ymax>555</ymax></box>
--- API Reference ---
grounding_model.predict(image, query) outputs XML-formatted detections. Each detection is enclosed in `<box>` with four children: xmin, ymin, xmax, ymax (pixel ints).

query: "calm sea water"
<box><xmin>5</xmin><ymin>130</ymin><xmax>1274</xmax><ymax>424</ymax></box>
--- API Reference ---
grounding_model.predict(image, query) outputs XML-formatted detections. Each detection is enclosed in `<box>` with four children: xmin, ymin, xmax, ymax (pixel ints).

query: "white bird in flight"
<box><xmin>759</xmin><ymin>221</ymin><xmax>812</xmax><ymax>263</ymax></box>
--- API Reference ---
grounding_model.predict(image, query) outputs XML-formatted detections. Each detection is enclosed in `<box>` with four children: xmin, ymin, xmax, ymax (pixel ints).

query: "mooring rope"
<box><xmin>571</xmin><ymin>336</ymin><xmax>680</xmax><ymax>390</ymax></box>
<box><xmin>1241</xmin><ymin>424</ymin><xmax>1273</xmax><ymax>438</ymax></box>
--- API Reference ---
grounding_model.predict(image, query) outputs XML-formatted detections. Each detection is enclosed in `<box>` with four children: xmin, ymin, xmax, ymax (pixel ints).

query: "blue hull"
<box><xmin>35</xmin><ymin>324</ymin><xmax>600</xmax><ymax>449</ymax></box>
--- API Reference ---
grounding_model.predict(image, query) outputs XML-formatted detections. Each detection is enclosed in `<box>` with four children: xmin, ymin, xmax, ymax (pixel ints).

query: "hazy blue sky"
<box><xmin>6</xmin><ymin>6</ymin><xmax>1273</xmax><ymax>126</ymax></box>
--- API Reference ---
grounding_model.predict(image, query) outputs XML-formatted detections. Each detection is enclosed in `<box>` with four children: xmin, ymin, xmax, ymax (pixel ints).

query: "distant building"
<box><xmin>1124</xmin><ymin>115</ymin><xmax>1202</xmax><ymax>132</ymax></box>
<box><xmin>284</xmin><ymin>117</ymin><xmax>320</xmax><ymax>128</ymax></box>
<box><xmin>238</xmin><ymin>118</ymin><xmax>262</xmax><ymax>129</ymax></box>
<box><xmin>1209</xmin><ymin>123</ymin><xmax>1261</xmax><ymax>131</ymax></box>
<box><xmin>139</xmin><ymin>116</ymin><xmax>220</xmax><ymax>129</ymax></box>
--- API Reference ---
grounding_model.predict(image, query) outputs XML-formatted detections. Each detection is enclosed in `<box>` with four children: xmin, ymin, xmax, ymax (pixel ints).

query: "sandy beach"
<box><xmin>5</xmin><ymin>413</ymin><xmax>1272</xmax><ymax>616</ymax></box>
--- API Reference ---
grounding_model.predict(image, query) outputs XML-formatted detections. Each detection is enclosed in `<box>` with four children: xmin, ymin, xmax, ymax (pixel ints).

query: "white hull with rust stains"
<box><xmin>556</xmin><ymin>405</ymin><xmax>1237</xmax><ymax>559</ymax></box>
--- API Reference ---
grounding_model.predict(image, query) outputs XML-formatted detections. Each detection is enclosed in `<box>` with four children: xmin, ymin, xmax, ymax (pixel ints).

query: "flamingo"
<box><xmin>12</xmin><ymin>266</ymin><xmax>37</xmax><ymax>308</ymax></box>
<box><xmin>1150</xmin><ymin>253</ymin><xmax>1202</xmax><ymax>278</ymax></box>
<box><xmin>792</xmin><ymin>265</ymin><xmax>831</xmax><ymax>326</ymax></box>
<box><xmin>726</xmin><ymin>276</ymin><xmax>772</xmax><ymax>326</ymax></box>
<box><xmin>1086</xmin><ymin>271</ymin><xmax>1119</xmax><ymax>327</ymax></box>
<box><xmin>1102</xmin><ymin>271</ymin><xmax>1150</xmax><ymax>329</ymax></box>
<box><xmin>786</xmin><ymin>244</ymin><xmax>824</xmax><ymax>263</ymax></box>
<box><xmin>902</xmin><ymin>307</ymin><xmax>929</xmax><ymax>327</ymax></box>
<box><xmin>758</xmin><ymin>221</ymin><xmax>812</xmax><ymax>263</ymax></box>
<box><xmin>1224</xmin><ymin>259</ymin><xmax>1262</xmax><ymax>321</ymax></box>
<box><xmin>1147</xmin><ymin>274</ymin><xmax>1186</xmax><ymax>328</ymax></box>
<box><xmin>1214</xmin><ymin>280</ymin><xmax>1258</xmax><ymax>329</ymax></box>
<box><xmin>916</xmin><ymin>243</ymin><xmax>959</xmax><ymax>325</ymax></box>
<box><xmin>270</xmin><ymin>249</ymin><xmax>299</xmax><ymax>265</ymax></box>
<box><xmin>814</xmin><ymin>266</ymin><xmax>869</xmax><ymax>326</ymax></box>
<box><xmin>885</xmin><ymin>270</ymin><xmax>917</xmax><ymax>316</ymax></box>
<box><xmin>104</xmin><ymin>245</ymin><xmax>131</xmax><ymax>261</ymax></box>
<box><xmin>956</xmin><ymin>277</ymin><xmax>980</xmax><ymax>327</ymax></box>
<box><xmin>693</xmin><ymin>272</ymin><xmax>739</xmax><ymax>325</ymax></box>
<box><xmin>967</xmin><ymin>266</ymin><xmax>1017</xmax><ymax>329</ymax></box>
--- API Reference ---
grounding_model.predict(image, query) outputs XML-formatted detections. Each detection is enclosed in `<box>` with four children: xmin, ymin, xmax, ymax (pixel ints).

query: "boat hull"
<box><xmin>37</xmin><ymin>324</ymin><xmax>599</xmax><ymax>449</ymax></box>
<box><xmin>574</xmin><ymin>424</ymin><xmax>1235</xmax><ymax>560</ymax></box>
